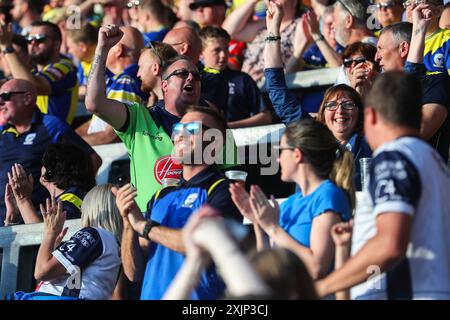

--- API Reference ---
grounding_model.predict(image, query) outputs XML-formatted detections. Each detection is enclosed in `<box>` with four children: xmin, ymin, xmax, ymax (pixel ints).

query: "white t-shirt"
<box><xmin>351</xmin><ymin>137</ymin><xmax>450</xmax><ymax>300</ymax></box>
<box><xmin>37</xmin><ymin>226</ymin><xmax>121</xmax><ymax>300</ymax></box>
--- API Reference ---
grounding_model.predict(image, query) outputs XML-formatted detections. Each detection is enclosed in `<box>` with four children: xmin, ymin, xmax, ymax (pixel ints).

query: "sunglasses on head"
<box><xmin>163</xmin><ymin>68</ymin><xmax>202</xmax><ymax>81</ymax></box>
<box><xmin>343</xmin><ymin>57</ymin><xmax>368</xmax><ymax>68</ymax></box>
<box><xmin>172</xmin><ymin>121</ymin><xmax>211</xmax><ymax>136</ymax></box>
<box><xmin>25</xmin><ymin>34</ymin><xmax>47</xmax><ymax>44</ymax></box>
<box><xmin>0</xmin><ymin>91</ymin><xmax>27</xmax><ymax>101</ymax></box>
<box><xmin>127</xmin><ymin>0</ymin><xmax>140</xmax><ymax>8</ymax></box>
<box><xmin>403</xmin><ymin>0</ymin><xmax>438</xmax><ymax>8</ymax></box>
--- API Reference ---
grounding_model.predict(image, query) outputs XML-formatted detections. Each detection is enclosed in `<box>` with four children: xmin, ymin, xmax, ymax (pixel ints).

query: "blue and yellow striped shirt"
<box><xmin>423</xmin><ymin>28</ymin><xmax>450</xmax><ymax>75</ymax></box>
<box><xmin>33</xmin><ymin>55</ymin><xmax>79</xmax><ymax>124</ymax></box>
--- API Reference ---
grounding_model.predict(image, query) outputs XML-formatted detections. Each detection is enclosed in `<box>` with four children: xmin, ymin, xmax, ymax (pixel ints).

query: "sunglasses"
<box><xmin>127</xmin><ymin>0</ymin><xmax>140</xmax><ymax>8</ymax></box>
<box><xmin>324</xmin><ymin>100</ymin><xmax>356</xmax><ymax>111</ymax></box>
<box><xmin>163</xmin><ymin>68</ymin><xmax>202</xmax><ymax>81</ymax></box>
<box><xmin>403</xmin><ymin>0</ymin><xmax>438</xmax><ymax>8</ymax></box>
<box><xmin>0</xmin><ymin>91</ymin><xmax>27</xmax><ymax>101</ymax></box>
<box><xmin>376</xmin><ymin>1</ymin><xmax>396</xmax><ymax>10</ymax></box>
<box><xmin>25</xmin><ymin>34</ymin><xmax>47</xmax><ymax>44</ymax></box>
<box><xmin>343</xmin><ymin>57</ymin><xmax>368</xmax><ymax>68</ymax></box>
<box><xmin>146</xmin><ymin>41</ymin><xmax>163</xmax><ymax>65</ymax></box>
<box><xmin>172</xmin><ymin>121</ymin><xmax>211</xmax><ymax>136</ymax></box>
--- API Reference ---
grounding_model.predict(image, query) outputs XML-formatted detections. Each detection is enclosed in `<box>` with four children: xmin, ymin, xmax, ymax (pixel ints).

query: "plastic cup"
<box><xmin>359</xmin><ymin>158</ymin><xmax>372</xmax><ymax>190</ymax></box>
<box><xmin>161</xmin><ymin>178</ymin><xmax>180</xmax><ymax>188</ymax></box>
<box><xmin>225</xmin><ymin>170</ymin><xmax>248</xmax><ymax>188</ymax></box>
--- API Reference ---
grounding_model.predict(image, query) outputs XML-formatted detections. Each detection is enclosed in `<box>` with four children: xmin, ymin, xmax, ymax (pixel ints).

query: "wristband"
<box><xmin>313</xmin><ymin>34</ymin><xmax>325</xmax><ymax>42</ymax></box>
<box><xmin>140</xmin><ymin>220</ymin><xmax>160</xmax><ymax>240</ymax></box>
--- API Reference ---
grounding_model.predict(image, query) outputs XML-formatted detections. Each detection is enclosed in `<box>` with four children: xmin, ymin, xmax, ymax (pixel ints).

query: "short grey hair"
<box><xmin>336</xmin><ymin>0</ymin><xmax>370</xmax><ymax>25</ymax></box>
<box><xmin>380</xmin><ymin>22</ymin><xmax>413</xmax><ymax>46</ymax></box>
<box><xmin>81</xmin><ymin>184</ymin><xmax>123</xmax><ymax>243</ymax></box>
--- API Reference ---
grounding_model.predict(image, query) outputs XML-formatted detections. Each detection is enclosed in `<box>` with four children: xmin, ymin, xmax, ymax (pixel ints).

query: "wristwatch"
<box><xmin>1</xmin><ymin>45</ymin><xmax>14</xmax><ymax>54</ymax></box>
<box><xmin>140</xmin><ymin>220</ymin><xmax>160</xmax><ymax>240</ymax></box>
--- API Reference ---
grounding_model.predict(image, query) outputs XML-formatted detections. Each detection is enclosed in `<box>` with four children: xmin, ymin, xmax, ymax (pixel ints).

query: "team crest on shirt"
<box><xmin>433</xmin><ymin>53</ymin><xmax>444</xmax><ymax>68</ymax></box>
<box><xmin>182</xmin><ymin>193</ymin><xmax>198</xmax><ymax>208</ymax></box>
<box><xmin>154</xmin><ymin>155</ymin><xmax>183</xmax><ymax>184</ymax></box>
<box><xmin>23</xmin><ymin>133</ymin><xmax>36</xmax><ymax>145</ymax></box>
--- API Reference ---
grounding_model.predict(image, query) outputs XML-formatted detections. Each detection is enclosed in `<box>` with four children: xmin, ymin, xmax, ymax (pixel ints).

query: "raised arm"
<box><xmin>264</xmin><ymin>1</ymin><xmax>310</xmax><ymax>124</ymax></box>
<box><xmin>0</xmin><ymin>23</ymin><xmax>52</xmax><ymax>95</ymax></box>
<box><xmin>222</xmin><ymin>0</ymin><xmax>265</xmax><ymax>43</ymax></box>
<box><xmin>85</xmin><ymin>25</ymin><xmax>128</xmax><ymax>130</ymax></box>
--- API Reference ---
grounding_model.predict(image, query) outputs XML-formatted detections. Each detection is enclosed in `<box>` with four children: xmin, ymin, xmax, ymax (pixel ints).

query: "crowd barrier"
<box><xmin>0</xmin><ymin>68</ymin><xmax>339</xmax><ymax>298</ymax></box>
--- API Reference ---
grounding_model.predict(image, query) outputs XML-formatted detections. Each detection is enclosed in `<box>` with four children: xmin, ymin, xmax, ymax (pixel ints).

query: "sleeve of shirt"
<box><xmin>422</xmin><ymin>73</ymin><xmax>450</xmax><ymax>108</ymax></box>
<box><xmin>369</xmin><ymin>150</ymin><xmax>422</xmax><ymax>217</ymax></box>
<box><xmin>207</xmin><ymin>179</ymin><xmax>242</xmax><ymax>223</ymax></box>
<box><xmin>107</xmin><ymin>76</ymin><xmax>143</xmax><ymax>105</ymax></box>
<box><xmin>114</xmin><ymin>103</ymin><xmax>144</xmax><ymax>148</ymax></box>
<box><xmin>264</xmin><ymin>68</ymin><xmax>310</xmax><ymax>124</ymax></box>
<box><xmin>37</xmin><ymin>60</ymin><xmax>78</xmax><ymax>94</ymax></box>
<box><xmin>53</xmin><ymin>227</ymin><xmax>103</xmax><ymax>274</ymax></box>
<box><xmin>403</xmin><ymin>61</ymin><xmax>427</xmax><ymax>75</ymax></box>
<box><xmin>313</xmin><ymin>186</ymin><xmax>351</xmax><ymax>221</ymax></box>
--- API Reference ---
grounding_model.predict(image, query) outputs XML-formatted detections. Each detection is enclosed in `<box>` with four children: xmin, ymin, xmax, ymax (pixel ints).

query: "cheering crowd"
<box><xmin>0</xmin><ymin>0</ymin><xmax>449</xmax><ymax>300</ymax></box>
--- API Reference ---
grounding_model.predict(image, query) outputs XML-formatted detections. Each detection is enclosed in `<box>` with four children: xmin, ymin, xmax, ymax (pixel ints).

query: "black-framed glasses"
<box><xmin>336</xmin><ymin>0</ymin><xmax>353</xmax><ymax>15</ymax></box>
<box><xmin>25</xmin><ymin>34</ymin><xmax>47</xmax><ymax>44</ymax></box>
<box><xmin>172</xmin><ymin>121</ymin><xmax>211</xmax><ymax>136</ymax></box>
<box><xmin>273</xmin><ymin>145</ymin><xmax>296</xmax><ymax>152</ymax></box>
<box><xmin>343</xmin><ymin>57</ymin><xmax>368</xmax><ymax>68</ymax></box>
<box><xmin>163</xmin><ymin>68</ymin><xmax>202</xmax><ymax>81</ymax></box>
<box><xmin>0</xmin><ymin>91</ymin><xmax>27</xmax><ymax>101</ymax></box>
<box><xmin>127</xmin><ymin>0</ymin><xmax>140</xmax><ymax>8</ymax></box>
<box><xmin>324</xmin><ymin>100</ymin><xmax>357</xmax><ymax>111</ymax></box>
<box><xmin>376</xmin><ymin>1</ymin><xmax>397</xmax><ymax>10</ymax></box>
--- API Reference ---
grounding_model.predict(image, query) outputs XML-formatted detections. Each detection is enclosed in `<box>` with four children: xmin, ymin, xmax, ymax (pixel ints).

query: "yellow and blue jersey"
<box><xmin>33</xmin><ymin>55</ymin><xmax>79</xmax><ymax>124</ymax></box>
<box><xmin>106</xmin><ymin>64</ymin><xmax>148</xmax><ymax>105</ymax></box>
<box><xmin>77</xmin><ymin>60</ymin><xmax>92</xmax><ymax>86</ymax></box>
<box><xmin>423</xmin><ymin>28</ymin><xmax>450</xmax><ymax>75</ymax></box>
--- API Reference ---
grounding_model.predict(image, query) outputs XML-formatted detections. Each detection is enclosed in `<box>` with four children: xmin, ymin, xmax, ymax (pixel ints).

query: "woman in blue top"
<box><xmin>231</xmin><ymin>118</ymin><xmax>354</xmax><ymax>280</ymax></box>
<box><xmin>262</xmin><ymin>1</ymin><xmax>371</xmax><ymax>191</ymax></box>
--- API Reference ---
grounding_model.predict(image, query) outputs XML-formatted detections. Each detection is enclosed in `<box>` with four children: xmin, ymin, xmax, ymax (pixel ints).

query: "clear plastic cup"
<box><xmin>225</xmin><ymin>170</ymin><xmax>248</xmax><ymax>188</ymax></box>
<box><xmin>359</xmin><ymin>158</ymin><xmax>372</xmax><ymax>190</ymax></box>
<box><xmin>161</xmin><ymin>178</ymin><xmax>180</xmax><ymax>188</ymax></box>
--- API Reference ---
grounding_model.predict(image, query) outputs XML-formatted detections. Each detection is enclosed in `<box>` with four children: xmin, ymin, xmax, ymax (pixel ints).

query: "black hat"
<box><xmin>189</xmin><ymin>0</ymin><xmax>227</xmax><ymax>10</ymax></box>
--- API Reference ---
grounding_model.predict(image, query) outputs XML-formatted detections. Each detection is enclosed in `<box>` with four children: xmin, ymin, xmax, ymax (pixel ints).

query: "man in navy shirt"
<box><xmin>114</xmin><ymin>106</ymin><xmax>241</xmax><ymax>300</ymax></box>
<box><xmin>0</xmin><ymin>79</ymin><xmax>101</xmax><ymax>226</ymax></box>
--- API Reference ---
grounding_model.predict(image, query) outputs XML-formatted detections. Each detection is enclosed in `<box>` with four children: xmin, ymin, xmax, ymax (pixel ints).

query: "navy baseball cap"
<box><xmin>189</xmin><ymin>0</ymin><xmax>227</xmax><ymax>10</ymax></box>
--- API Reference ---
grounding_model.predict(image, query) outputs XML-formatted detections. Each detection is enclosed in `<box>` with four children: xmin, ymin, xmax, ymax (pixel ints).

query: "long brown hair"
<box><xmin>284</xmin><ymin>119</ymin><xmax>355</xmax><ymax>211</ymax></box>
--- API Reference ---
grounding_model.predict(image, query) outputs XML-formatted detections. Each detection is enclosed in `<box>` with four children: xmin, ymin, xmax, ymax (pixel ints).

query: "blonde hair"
<box><xmin>81</xmin><ymin>184</ymin><xmax>123</xmax><ymax>242</ymax></box>
<box><xmin>284</xmin><ymin>119</ymin><xmax>355</xmax><ymax>211</ymax></box>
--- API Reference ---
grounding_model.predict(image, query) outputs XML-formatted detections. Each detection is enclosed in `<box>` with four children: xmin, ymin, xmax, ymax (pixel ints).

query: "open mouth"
<box><xmin>183</xmin><ymin>84</ymin><xmax>194</xmax><ymax>92</ymax></box>
<box><xmin>333</xmin><ymin>117</ymin><xmax>350</xmax><ymax>124</ymax></box>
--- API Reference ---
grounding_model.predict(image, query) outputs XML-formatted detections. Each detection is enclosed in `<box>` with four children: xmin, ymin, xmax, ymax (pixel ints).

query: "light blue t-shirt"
<box><xmin>280</xmin><ymin>180</ymin><xmax>351</xmax><ymax>248</ymax></box>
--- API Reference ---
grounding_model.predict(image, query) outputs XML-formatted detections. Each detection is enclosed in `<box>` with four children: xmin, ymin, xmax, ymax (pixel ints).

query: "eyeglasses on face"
<box><xmin>127</xmin><ymin>0</ymin><xmax>140</xmax><ymax>8</ymax></box>
<box><xmin>163</xmin><ymin>68</ymin><xmax>202</xmax><ymax>81</ymax></box>
<box><xmin>324</xmin><ymin>100</ymin><xmax>356</xmax><ymax>111</ymax></box>
<box><xmin>172</xmin><ymin>121</ymin><xmax>211</xmax><ymax>136</ymax></box>
<box><xmin>343</xmin><ymin>57</ymin><xmax>368</xmax><ymax>68</ymax></box>
<box><xmin>25</xmin><ymin>34</ymin><xmax>47</xmax><ymax>44</ymax></box>
<box><xmin>0</xmin><ymin>91</ymin><xmax>27</xmax><ymax>101</ymax></box>
<box><xmin>273</xmin><ymin>145</ymin><xmax>296</xmax><ymax>153</ymax></box>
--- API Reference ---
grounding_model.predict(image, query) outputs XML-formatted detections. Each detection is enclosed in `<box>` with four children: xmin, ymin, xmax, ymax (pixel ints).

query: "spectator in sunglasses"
<box><xmin>264</xmin><ymin>1</ymin><xmax>372</xmax><ymax>191</ymax></box>
<box><xmin>0</xmin><ymin>21</ymin><xmax>79</xmax><ymax>125</ymax></box>
<box><xmin>86</xmin><ymin>26</ymin><xmax>238</xmax><ymax>213</ymax></box>
<box><xmin>0</xmin><ymin>79</ymin><xmax>101</xmax><ymax>227</ymax></box>
<box><xmin>374</xmin><ymin>0</ymin><xmax>404</xmax><ymax>29</ymax></box>
<box><xmin>342</xmin><ymin>42</ymin><xmax>380</xmax><ymax>97</ymax></box>
<box><xmin>114</xmin><ymin>105</ymin><xmax>241</xmax><ymax>300</ymax></box>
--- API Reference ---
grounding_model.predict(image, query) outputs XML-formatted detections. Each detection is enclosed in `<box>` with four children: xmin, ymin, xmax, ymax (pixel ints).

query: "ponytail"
<box><xmin>330</xmin><ymin>147</ymin><xmax>355</xmax><ymax>212</ymax></box>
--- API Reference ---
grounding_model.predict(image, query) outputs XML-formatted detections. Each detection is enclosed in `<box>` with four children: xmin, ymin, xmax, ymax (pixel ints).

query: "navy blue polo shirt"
<box><xmin>222</xmin><ymin>67</ymin><xmax>265</xmax><ymax>122</ymax></box>
<box><xmin>0</xmin><ymin>109</ymin><xmax>96</xmax><ymax>226</ymax></box>
<box><xmin>141</xmin><ymin>165</ymin><xmax>241</xmax><ymax>300</ymax></box>
<box><xmin>404</xmin><ymin>61</ymin><xmax>450</xmax><ymax>163</ymax></box>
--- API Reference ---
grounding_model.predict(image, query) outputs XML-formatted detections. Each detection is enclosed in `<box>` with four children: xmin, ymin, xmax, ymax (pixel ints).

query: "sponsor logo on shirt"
<box><xmin>23</xmin><ymin>133</ymin><xmax>36</xmax><ymax>145</ymax></box>
<box><xmin>182</xmin><ymin>193</ymin><xmax>198</xmax><ymax>208</ymax></box>
<box><xmin>143</xmin><ymin>131</ymin><xmax>163</xmax><ymax>141</ymax></box>
<box><xmin>433</xmin><ymin>53</ymin><xmax>444</xmax><ymax>68</ymax></box>
<box><xmin>154</xmin><ymin>155</ymin><xmax>183</xmax><ymax>185</ymax></box>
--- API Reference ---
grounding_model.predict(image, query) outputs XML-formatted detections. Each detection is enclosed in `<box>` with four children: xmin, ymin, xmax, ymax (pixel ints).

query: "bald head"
<box><xmin>2</xmin><ymin>79</ymin><xmax>37</xmax><ymax>103</ymax></box>
<box><xmin>163</xmin><ymin>27</ymin><xmax>202</xmax><ymax>63</ymax></box>
<box><xmin>119</xmin><ymin>26</ymin><xmax>145</xmax><ymax>52</ymax></box>
<box><xmin>107</xmin><ymin>26</ymin><xmax>144</xmax><ymax>69</ymax></box>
